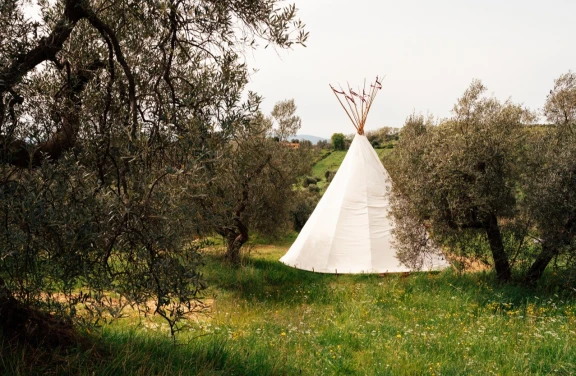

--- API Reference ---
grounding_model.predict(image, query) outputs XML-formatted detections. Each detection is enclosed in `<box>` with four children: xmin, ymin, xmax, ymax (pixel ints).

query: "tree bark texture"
<box><xmin>484</xmin><ymin>213</ymin><xmax>512</xmax><ymax>282</ymax></box>
<box><xmin>523</xmin><ymin>245</ymin><xmax>557</xmax><ymax>285</ymax></box>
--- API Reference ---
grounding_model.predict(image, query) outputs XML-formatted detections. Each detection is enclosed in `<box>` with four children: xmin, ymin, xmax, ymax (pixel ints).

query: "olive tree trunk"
<box><xmin>484</xmin><ymin>213</ymin><xmax>512</xmax><ymax>282</ymax></box>
<box><xmin>217</xmin><ymin>217</ymin><xmax>249</xmax><ymax>265</ymax></box>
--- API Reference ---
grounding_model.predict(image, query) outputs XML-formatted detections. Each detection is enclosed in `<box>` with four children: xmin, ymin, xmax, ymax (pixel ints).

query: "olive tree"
<box><xmin>208</xmin><ymin>110</ymin><xmax>311</xmax><ymax>264</ymax></box>
<box><xmin>0</xmin><ymin>0</ymin><xmax>307</xmax><ymax>339</ymax></box>
<box><xmin>389</xmin><ymin>76</ymin><xmax>576</xmax><ymax>284</ymax></box>
<box><xmin>388</xmin><ymin>81</ymin><xmax>535</xmax><ymax>282</ymax></box>
<box><xmin>543</xmin><ymin>71</ymin><xmax>576</xmax><ymax>128</ymax></box>
<box><xmin>521</xmin><ymin>71</ymin><xmax>576</xmax><ymax>283</ymax></box>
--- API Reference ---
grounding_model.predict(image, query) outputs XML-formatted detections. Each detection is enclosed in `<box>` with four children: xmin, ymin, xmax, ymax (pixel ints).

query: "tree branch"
<box><xmin>0</xmin><ymin>0</ymin><xmax>84</xmax><ymax>96</ymax></box>
<box><xmin>1</xmin><ymin>60</ymin><xmax>104</xmax><ymax>167</ymax></box>
<box><xmin>81</xmin><ymin>6</ymin><xmax>138</xmax><ymax>140</ymax></box>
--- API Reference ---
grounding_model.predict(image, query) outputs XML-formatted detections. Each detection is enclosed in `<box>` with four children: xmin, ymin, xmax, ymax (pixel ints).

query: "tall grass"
<box><xmin>194</xmin><ymin>245</ymin><xmax>576</xmax><ymax>375</ymax></box>
<box><xmin>2</xmin><ymin>242</ymin><xmax>575</xmax><ymax>375</ymax></box>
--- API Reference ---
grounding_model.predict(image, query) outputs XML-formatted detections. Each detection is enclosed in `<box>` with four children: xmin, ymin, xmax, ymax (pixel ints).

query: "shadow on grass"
<box><xmin>203</xmin><ymin>249</ymin><xmax>576</xmax><ymax>314</ymax></box>
<box><xmin>202</xmin><ymin>252</ymin><xmax>341</xmax><ymax>305</ymax></box>
<box><xmin>1</xmin><ymin>329</ymin><xmax>296</xmax><ymax>376</ymax></box>
<box><xmin>426</xmin><ymin>268</ymin><xmax>576</xmax><ymax>313</ymax></box>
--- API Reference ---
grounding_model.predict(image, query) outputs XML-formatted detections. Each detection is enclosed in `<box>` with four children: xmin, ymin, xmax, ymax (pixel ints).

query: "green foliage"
<box><xmin>206</xmin><ymin>112</ymin><xmax>312</xmax><ymax>263</ymax></box>
<box><xmin>389</xmin><ymin>76</ymin><xmax>576</xmax><ymax>284</ymax></box>
<box><xmin>302</xmin><ymin>175</ymin><xmax>321</xmax><ymax>188</ymax></box>
<box><xmin>331</xmin><ymin>133</ymin><xmax>346</xmax><ymax>150</ymax></box>
<box><xmin>316</xmin><ymin>139</ymin><xmax>331</xmax><ymax>149</ymax></box>
<box><xmin>290</xmin><ymin>190</ymin><xmax>321</xmax><ymax>231</ymax></box>
<box><xmin>543</xmin><ymin>71</ymin><xmax>576</xmax><ymax>129</ymax></box>
<box><xmin>365</xmin><ymin>126</ymin><xmax>400</xmax><ymax>147</ymax></box>
<box><xmin>380</xmin><ymin>141</ymin><xmax>396</xmax><ymax>149</ymax></box>
<box><xmin>389</xmin><ymin>82</ymin><xmax>534</xmax><ymax>280</ymax></box>
<box><xmin>315</xmin><ymin>149</ymin><xmax>332</xmax><ymax>162</ymax></box>
<box><xmin>324</xmin><ymin>169</ymin><xmax>336</xmax><ymax>183</ymax></box>
<box><xmin>0</xmin><ymin>0</ymin><xmax>307</xmax><ymax>330</ymax></box>
<box><xmin>307</xmin><ymin>183</ymin><xmax>320</xmax><ymax>193</ymax></box>
<box><xmin>519</xmin><ymin>71</ymin><xmax>576</xmax><ymax>283</ymax></box>
<box><xmin>271</xmin><ymin>99</ymin><xmax>302</xmax><ymax>142</ymax></box>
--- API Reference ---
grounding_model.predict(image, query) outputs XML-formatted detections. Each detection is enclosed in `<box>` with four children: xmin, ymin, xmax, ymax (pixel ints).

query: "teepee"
<box><xmin>280</xmin><ymin>77</ymin><xmax>449</xmax><ymax>273</ymax></box>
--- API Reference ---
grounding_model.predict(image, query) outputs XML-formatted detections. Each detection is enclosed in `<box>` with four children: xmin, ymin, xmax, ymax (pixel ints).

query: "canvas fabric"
<box><xmin>280</xmin><ymin>134</ymin><xmax>449</xmax><ymax>273</ymax></box>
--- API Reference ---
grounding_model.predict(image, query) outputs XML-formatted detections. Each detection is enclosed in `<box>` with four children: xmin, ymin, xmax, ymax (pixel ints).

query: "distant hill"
<box><xmin>290</xmin><ymin>134</ymin><xmax>328</xmax><ymax>144</ymax></box>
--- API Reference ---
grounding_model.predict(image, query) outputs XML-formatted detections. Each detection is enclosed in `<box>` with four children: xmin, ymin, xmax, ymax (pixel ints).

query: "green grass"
<box><xmin>190</xmin><ymin>245</ymin><xmax>576</xmax><ymax>375</ymax></box>
<box><xmin>311</xmin><ymin>150</ymin><xmax>346</xmax><ymax>190</ymax></box>
<box><xmin>5</xmin><ymin>242</ymin><xmax>574</xmax><ymax>375</ymax></box>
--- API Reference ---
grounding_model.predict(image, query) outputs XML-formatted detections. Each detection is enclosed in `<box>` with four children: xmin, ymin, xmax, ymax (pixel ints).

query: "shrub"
<box><xmin>325</xmin><ymin>170</ymin><xmax>337</xmax><ymax>183</ymax></box>
<box><xmin>302</xmin><ymin>176</ymin><xmax>320</xmax><ymax>187</ymax></box>
<box><xmin>331</xmin><ymin>133</ymin><xmax>346</xmax><ymax>150</ymax></box>
<box><xmin>291</xmin><ymin>190</ymin><xmax>321</xmax><ymax>231</ymax></box>
<box><xmin>307</xmin><ymin>184</ymin><xmax>320</xmax><ymax>193</ymax></box>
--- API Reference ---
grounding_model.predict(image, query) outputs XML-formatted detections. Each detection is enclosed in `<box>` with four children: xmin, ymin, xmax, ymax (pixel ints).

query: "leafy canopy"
<box><xmin>0</xmin><ymin>0</ymin><xmax>307</xmax><ymax>335</ymax></box>
<box><xmin>388</xmin><ymin>76</ymin><xmax>576</xmax><ymax>284</ymax></box>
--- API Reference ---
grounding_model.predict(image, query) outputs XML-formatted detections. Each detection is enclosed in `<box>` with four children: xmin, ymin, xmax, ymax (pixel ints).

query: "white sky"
<box><xmin>245</xmin><ymin>0</ymin><xmax>576</xmax><ymax>138</ymax></box>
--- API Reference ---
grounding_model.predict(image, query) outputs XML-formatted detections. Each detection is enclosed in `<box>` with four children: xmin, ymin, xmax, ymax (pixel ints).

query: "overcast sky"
<box><xmin>245</xmin><ymin>0</ymin><xmax>576</xmax><ymax>138</ymax></box>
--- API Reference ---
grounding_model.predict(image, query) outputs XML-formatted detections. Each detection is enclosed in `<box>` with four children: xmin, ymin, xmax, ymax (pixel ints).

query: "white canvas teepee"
<box><xmin>280</xmin><ymin>77</ymin><xmax>449</xmax><ymax>273</ymax></box>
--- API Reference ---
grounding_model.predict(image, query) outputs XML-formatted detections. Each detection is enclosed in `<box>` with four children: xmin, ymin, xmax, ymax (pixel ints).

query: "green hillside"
<box><xmin>311</xmin><ymin>148</ymin><xmax>393</xmax><ymax>190</ymax></box>
<box><xmin>312</xmin><ymin>150</ymin><xmax>346</xmax><ymax>177</ymax></box>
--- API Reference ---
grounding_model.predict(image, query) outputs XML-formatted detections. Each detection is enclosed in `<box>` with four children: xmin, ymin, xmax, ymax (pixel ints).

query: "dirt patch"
<box><xmin>38</xmin><ymin>291</ymin><xmax>214</xmax><ymax>323</ymax></box>
<box><xmin>448</xmin><ymin>255</ymin><xmax>492</xmax><ymax>272</ymax></box>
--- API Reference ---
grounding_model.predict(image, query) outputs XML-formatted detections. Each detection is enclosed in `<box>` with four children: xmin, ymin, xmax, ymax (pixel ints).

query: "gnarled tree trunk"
<box><xmin>523</xmin><ymin>245</ymin><xmax>557</xmax><ymax>285</ymax></box>
<box><xmin>217</xmin><ymin>217</ymin><xmax>249</xmax><ymax>265</ymax></box>
<box><xmin>484</xmin><ymin>213</ymin><xmax>512</xmax><ymax>282</ymax></box>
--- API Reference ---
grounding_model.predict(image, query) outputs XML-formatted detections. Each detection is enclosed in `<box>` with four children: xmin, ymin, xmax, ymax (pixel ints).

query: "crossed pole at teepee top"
<box><xmin>329</xmin><ymin>76</ymin><xmax>383</xmax><ymax>135</ymax></box>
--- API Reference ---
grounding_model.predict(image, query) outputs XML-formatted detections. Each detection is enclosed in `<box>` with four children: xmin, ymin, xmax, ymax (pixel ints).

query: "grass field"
<box><xmin>5</xmin><ymin>239</ymin><xmax>574</xmax><ymax>375</ymax></box>
<box><xmin>311</xmin><ymin>150</ymin><xmax>346</xmax><ymax>189</ymax></box>
<box><xmin>3</xmin><ymin>148</ymin><xmax>574</xmax><ymax>375</ymax></box>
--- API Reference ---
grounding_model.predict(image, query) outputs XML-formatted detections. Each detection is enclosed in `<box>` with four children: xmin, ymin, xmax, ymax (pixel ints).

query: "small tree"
<box><xmin>291</xmin><ymin>190</ymin><xmax>320</xmax><ymax>231</ymax></box>
<box><xmin>331</xmin><ymin>133</ymin><xmax>345</xmax><ymax>150</ymax></box>
<box><xmin>543</xmin><ymin>71</ymin><xmax>576</xmax><ymax>129</ymax></box>
<box><xmin>209</xmin><ymin>113</ymin><xmax>312</xmax><ymax>264</ymax></box>
<box><xmin>388</xmin><ymin>81</ymin><xmax>534</xmax><ymax>282</ymax></box>
<box><xmin>271</xmin><ymin>99</ymin><xmax>302</xmax><ymax>142</ymax></box>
